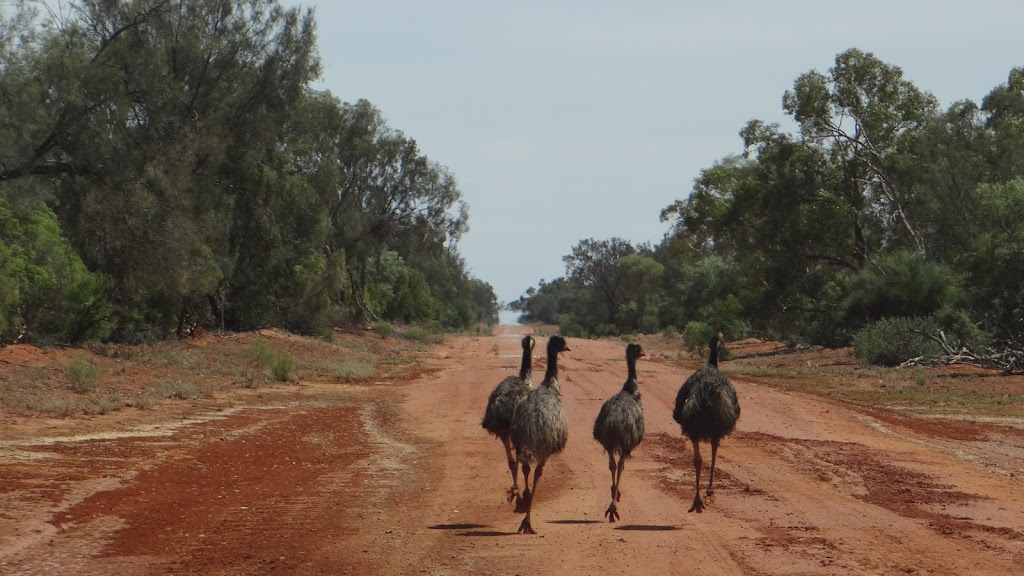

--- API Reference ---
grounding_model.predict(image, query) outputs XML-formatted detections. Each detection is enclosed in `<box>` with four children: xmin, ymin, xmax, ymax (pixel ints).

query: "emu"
<box><xmin>481</xmin><ymin>335</ymin><xmax>535</xmax><ymax>501</ymax></box>
<box><xmin>672</xmin><ymin>332</ymin><xmax>740</xmax><ymax>513</ymax></box>
<box><xmin>592</xmin><ymin>343</ymin><xmax>645</xmax><ymax>522</ymax></box>
<box><xmin>509</xmin><ymin>335</ymin><xmax>571</xmax><ymax>534</ymax></box>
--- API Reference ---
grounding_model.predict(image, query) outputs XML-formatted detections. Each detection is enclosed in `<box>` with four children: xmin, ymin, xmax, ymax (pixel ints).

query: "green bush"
<box><xmin>682</xmin><ymin>321</ymin><xmax>714</xmax><ymax>353</ymax></box>
<box><xmin>0</xmin><ymin>198</ymin><xmax>113</xmax><ymax>344</ymax></box>
<box><xmin>373</xmin><ymin>321</ymin><xmax>394</xmax><ymax>338</ymax></box>
<box><xmin>852</xmin><ymin>316</ymin><xmax>943</xmax><ymax>366</ymax></box>
<box><xmin>65</xmin><ymin>355</ymin><xmax>100</xmax><ymax>393</ymax></box>
<box><xmin>269</xmin><ymin>354</ymin><xmax>295</xmax><ymax>382</ymax></box>
<box><xmin>557</xmin><ymin>314</ymin><xmax>589</xmax><ymax>338</ymax></box>
<box><xmin>843</xmin><ymin>251</ymin><xmax>961</xmax><ymax>327</ymax></box>
<box><xmin>250</xmin><ymin>339</ymin><xmax>296</xmax><ymax>383</ymax></box>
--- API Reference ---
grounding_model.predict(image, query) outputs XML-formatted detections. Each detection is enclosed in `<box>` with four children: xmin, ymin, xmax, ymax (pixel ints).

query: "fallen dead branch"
<box><xmin>899</xmin><ymin>331</ymin><xmax>1024</xmax><ymax>374</ymax></box>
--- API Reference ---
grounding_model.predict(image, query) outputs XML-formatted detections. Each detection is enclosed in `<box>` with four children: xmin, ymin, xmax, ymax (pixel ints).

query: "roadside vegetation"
<box><xmin>0</xmin><ymin>328</ymin><xmax>424</xmax><ymax>418</ymax></box>
<box><xmin>0</xmin><ymin>0</ymin><xmax>498</xmax><ymax>348</ymax></box>
<box><xmin>510</xmin><ymin>49</ymin><xmax>1024</xmax><ymax>368</ymax></box>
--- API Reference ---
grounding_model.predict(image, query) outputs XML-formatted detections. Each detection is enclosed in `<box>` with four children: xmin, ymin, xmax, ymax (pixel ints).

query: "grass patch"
<box><xmin>404</xmin><ymin>325</ymin><xmax>444</xmax><ymax>345</ymax></box>
<box><xmin>147</xmin><ymin>378</ymin><xmax>205</xmax><ymax>400</ymax></box>
<box><xmin>333</xmin><ymin>357</ymin><xmax>377</xmax><ymax>382</ymax></box>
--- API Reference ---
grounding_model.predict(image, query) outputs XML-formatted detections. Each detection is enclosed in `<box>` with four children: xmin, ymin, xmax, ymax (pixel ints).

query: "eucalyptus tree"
<box><xmin>783</xmin><ymin>48</ymin><xmax>939</xmax><ymax>256</ymax></box>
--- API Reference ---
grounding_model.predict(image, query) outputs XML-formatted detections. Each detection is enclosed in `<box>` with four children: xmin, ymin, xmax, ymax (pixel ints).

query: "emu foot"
<box><xmin>704</xmin><ymin>487</ymin><xmax>716</xmax><ymax>506</ymax></box>
<box><xmin>517</xmin><ymin>516</ymin><xmax>536</xmax><ymax>534</ymax></box>
<box><xmin>604</xmin><ymin>501</ymin><xmax>620</xmax><ymax>523</ymax></box>
<box><xmin>506</xmin><ymin>485</ymin><xmax>519</xmax><ymax>504</ymax></box>
<box><xmin>514</xmin><ymin>488</ymin><xmax>532</xmax><ymax>513</ymax></box>
<box><xmin>688</xmin><ymin>494</ymin><xmax>705</xmax><ymax>513</ymax></box>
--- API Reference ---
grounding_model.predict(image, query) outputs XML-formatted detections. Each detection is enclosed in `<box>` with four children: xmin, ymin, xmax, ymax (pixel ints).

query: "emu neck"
<box><xmin>708</xmin><ymin>340</ymin><xmax>720</xmax><ymax>368</ymax></box>
<box><xmin>622</xmin><ymin>356</ymin><xmax>639</xmax><ymax>394</ymax></box>
<box><xmin>542</xmin><ymin>350</ymin><xmax>560</xmax><ymax>387</ymax></box>
<box><xmin>518</xmin><ymin>345</ymin><xmax>533</xmax><ymax>381</ymax></box>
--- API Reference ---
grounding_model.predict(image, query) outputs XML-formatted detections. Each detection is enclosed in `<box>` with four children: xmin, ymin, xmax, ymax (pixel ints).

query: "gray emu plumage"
<box><xmin>509</xmin><ymin>335</ymin><xmax>571</xmax><ymax>534</ymax></box>
<box><xmin>592</xmin><ymin>343</ymin><xmax>646</xmax><ymax>522</ymax></box>
<box><xmin>672</xmin><ymin>332</ymin><xmax>740</xmax><ymax>513</ymax></box>
<box><xmin>481</xmin><ymin>335</ymin><xmax>536</xmax><ymax>501</ymax></box>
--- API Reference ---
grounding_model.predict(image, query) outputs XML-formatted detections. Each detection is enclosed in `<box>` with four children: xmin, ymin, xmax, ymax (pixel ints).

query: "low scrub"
<box><xmin>334</xmin><ymin>358</ymin><xmax>377</xmax><ymax>382</ymax></box>
<box><xmin>64</xmin><ymin>355</ymin><xmax>99</xmax><ymax>393</ymax></box>
<box><xmin>852</xmin><ymin>316</ymin><xmax>943</xmax><ymax>367</ymax></box>
<box><xmin>250</xmin><ymin>339</ymin><xmax>296</xmax><ymax>383</ymax></box>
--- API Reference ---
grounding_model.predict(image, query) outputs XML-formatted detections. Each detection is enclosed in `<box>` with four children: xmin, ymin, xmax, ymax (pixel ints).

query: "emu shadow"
<box><xmin>456</xmin><ymin>530</ymin><xmax>517</xmax><ymax>537</ymax></box>
<box><xmin>614</xmin><ymin>524</ymin><xmax>680</xmax><ymax>531</ymax></box>
<box><xmin>428</xmin><ymin>523</ymin><xmax>490</xmax><ymax>530</ymax></box>
<box><xmin>548</xmin><ymin>519</ymin><xmax>601</xmax><ymax>525</ymax></box>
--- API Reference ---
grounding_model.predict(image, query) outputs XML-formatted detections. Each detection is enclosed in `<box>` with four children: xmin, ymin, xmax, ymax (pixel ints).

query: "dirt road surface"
<box><xmin>2</xmin><ymin>325</ymin><xmax>1023</xmax><ymax>575</ymax></box>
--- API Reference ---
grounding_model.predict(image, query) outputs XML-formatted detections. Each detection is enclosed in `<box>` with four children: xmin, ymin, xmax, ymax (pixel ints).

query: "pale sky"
<box><xmin>292</xmin><ymin>1</ymin><xmax>1024</xmax><ymax>313</ymax></box>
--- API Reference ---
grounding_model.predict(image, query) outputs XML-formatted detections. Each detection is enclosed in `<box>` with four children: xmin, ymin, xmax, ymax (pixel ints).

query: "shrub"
<box><xmin>843</xmin><ymin>251</ymin><xmax>961</xmax><ymax>327</ymax></box>
<box><xmin>269</xmin><ymin>354</ymin><xmax>295</xmax><ymax>382</ymax></box>
<box><xmin>852</xmin><ymin>316</ymin><xmax>943</xmax><ymax>366</ymax></box>
<box><xmin>250</xmin><ymin>339</ymin><xmax>296</xmax><ymax>383</ymax></box>
<box><xmin>682</xmin><ymin>321</ymin><xmax>713</xmax><ymax>353</ymax></box>
<box><xmin>373</xmin><ymin>321</ymin><xmax>394</xmax><ymax>338</ymax></box>
<box><xmin>65</xmin><ymin>355</ymin><xmax>99</xmax><ymax>393</ymax></box>
<box><xmin>557</xmin><ymin>314</ymin><xmax>588</xmax><ymax>338</ymax></box>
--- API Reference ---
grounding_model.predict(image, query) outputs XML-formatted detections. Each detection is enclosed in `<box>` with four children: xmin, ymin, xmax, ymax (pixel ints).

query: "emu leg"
<box><xmin>502</xmin><ymin>434</ymin><xmax>519</xmax><ymax>503</ymax></box>
<box><xmin>688</xmin><ymin>439</ymin><xmax>705</xmax><ymax>513</ymax></box>
<box><xmin>514</xmin><ymin>461</ymin><xmax>532</xmax><ymax>513</ymax></box>
<box><xmin>614</xmin><ymin>454</ymin><xmax>626</xmax><ymax>502</ymax></box>
<box><xmin>518</xmin><ymin>459</ymin><xmax>545</xmax><ymax>534</ymax></box>
<box><xmin>605</xmin><ymin>454</ymin><xmax>626</xmax><ymax>522</ymax></box>
<box><xmin>706</xmin><ymin>438</ymin><xmax>720</xmax><ymax>502</ymax></box>
<box><xmin>604</xmin><ymin>452</ymin><xmax>619</xmax><ymax>522</ymax></box>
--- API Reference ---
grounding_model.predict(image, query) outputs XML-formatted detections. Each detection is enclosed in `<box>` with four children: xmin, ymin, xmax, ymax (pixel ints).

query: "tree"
<box><xmin>563</xmin><ymin>238</ymin><xmax>636</xmax><ymax>327</ymax></box>
<box><xmin>962</xmin><ymin>180</ymin><xmax>1024</xmax><ymax>338</ymax></box>
<box><xmin>982</xmin><ymin>67</ymin><xmax>1024</xmax><ymax>181</ymax></box>
<box><xmin>783</xmin><ymin>48</ymin><xmax>939</xmax><ymax>256</ymax></box>
<box><xmin>619</xmin><ymin>253</ymin><xmax>663</xmax><ymax>332</ymax></box>
<box><xmin>0</xmin><ymin>195</ymin><xmax>111</xmax><ymax>344</ymax></box>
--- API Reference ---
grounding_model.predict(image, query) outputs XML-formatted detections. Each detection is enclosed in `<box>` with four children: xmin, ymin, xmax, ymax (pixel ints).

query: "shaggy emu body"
<box><xmin>481</xmin><ymin>335</ymin><xmax>535</xmax><ymax>501</ymax></box>
<box><xmin>509</xmin><ymin>335</ymin><xmax>571</xmax><ymax>534</ymax></box>
<box><xmin>673</xmin><ymin>332</ymin><xmax>740</xmax><ymax>513</ymax></box>
<box><xmin>592</xmin><ymin>343</ymin><xmax>645</xmax><ymax>522</ymax></box>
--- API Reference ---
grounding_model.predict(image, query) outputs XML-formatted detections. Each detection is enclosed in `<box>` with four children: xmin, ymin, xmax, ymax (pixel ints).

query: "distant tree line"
<box><xmin>0</xmin><ymin>0</ymin><xmax>498</xmax><ymax>344</ymax></box>
<box><xmin>512</xmin><ymin>49</ymin><xmax>1024</xmax><ymax>362</ymax></box>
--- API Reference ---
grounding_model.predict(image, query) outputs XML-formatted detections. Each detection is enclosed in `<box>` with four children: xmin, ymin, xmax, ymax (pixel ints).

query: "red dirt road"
<box><xmin>2</xmin><ymin>326</ymin><xmax>1023</xmax><ymax>575</ymax></box>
